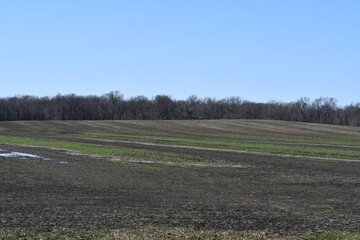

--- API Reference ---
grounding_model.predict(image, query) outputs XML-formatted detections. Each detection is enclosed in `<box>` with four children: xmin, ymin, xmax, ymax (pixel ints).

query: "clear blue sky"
<box><xmin>1</xmin><ymin>1</ymin><xmax>359</xmax><ymax>106</ymax></box>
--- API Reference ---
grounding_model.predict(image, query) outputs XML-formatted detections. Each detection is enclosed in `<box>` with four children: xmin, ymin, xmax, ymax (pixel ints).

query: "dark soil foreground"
<box><xmin>0</xmin><ymin>120</ymin><xmax>360</xmax><ymax>238</ymax></box>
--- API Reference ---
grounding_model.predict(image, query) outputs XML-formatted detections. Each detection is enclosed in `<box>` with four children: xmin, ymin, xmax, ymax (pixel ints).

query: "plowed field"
<box><xmin>1</xmin><ymin>120</ymin><xmax>360</xmax><ymax>239</ymax></box>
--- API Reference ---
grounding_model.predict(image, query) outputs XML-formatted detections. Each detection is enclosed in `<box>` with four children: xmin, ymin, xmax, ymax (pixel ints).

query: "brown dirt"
<box><xmin>0</xmin><ymin>120</ymin><xmax>360</xmax><ymax>235</ymax></box>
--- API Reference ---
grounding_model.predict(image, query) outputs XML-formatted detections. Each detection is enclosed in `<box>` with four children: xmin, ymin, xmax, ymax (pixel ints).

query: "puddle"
<box><xmin>58</xmin><ymin>161</ymin><xmax>70</xmax><ymax>164</ymax></box>
<box><xmin>0</xmin><ymin>149</ymin><xmax>69</xmax><ymax>164</ymax></box>
<box><xmin>0</xmin><ymin>151</ymin><xmax>48</xmax><ymax>159</ymax></box>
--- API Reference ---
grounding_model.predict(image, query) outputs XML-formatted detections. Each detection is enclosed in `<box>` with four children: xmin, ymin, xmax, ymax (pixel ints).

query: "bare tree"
<box><xmin>295</xmin><ymin>97</ymin><xmax>310</xmax><ymax>122</ymax></box>
<box><xmin>0</xmin><ymin>93</ymin><xmax>358</xmax><ymax>126</ymax></box>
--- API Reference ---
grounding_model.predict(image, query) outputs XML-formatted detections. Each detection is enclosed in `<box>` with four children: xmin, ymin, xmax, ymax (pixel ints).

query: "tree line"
<box><xmin>0</xmin><ymin>91</ymin><xmax>359</xmax><ymax>126</ymax></box>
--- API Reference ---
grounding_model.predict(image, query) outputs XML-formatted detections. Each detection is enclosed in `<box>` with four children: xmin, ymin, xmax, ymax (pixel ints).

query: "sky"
<box><xmin>1</xmin><ymin>0</ymin><xmax>359</xmax><ymax>106</ymax></box>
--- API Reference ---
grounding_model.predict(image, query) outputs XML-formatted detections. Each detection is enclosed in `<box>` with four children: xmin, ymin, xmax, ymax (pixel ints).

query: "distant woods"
<box><xmin>0</xmin><ymin>91</ymin><xmax>359</xmax><ymax>126</ymax></box>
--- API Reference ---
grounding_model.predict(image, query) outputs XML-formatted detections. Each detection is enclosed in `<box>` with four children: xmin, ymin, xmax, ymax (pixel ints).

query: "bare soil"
<box><xmin>0</xmin><ymin>120</ymin><xmax>360</xmax><ymax>236</ymax></box>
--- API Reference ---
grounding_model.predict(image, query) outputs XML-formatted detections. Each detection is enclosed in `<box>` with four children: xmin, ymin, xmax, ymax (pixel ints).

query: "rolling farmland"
<box><xmin>1</xmin><ymin>120</ymin><xmax>360</xmax><ymax>239</ymax></box>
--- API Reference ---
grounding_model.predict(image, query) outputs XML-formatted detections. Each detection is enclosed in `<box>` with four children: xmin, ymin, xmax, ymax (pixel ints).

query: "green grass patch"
<box><xmin>1</xmin><ymin>134</ymin><xmax>360</xmax><ymax>161</ymax></box>
<box><xmin>71</xmin><ymin>131</ymin><xmax>360</xmax><ymax>146</ymax></box>
<box><xmin>0</xmin><ymin>135</ymin><xmax>205</xmax><ymax>164</ymax></box>
<box><xmin>30</xmin><ymin>128</ymin><xmax>360</xmax><ymax>147</ymax></box>
<box><xmin>300</xmin><ymin>231</ymin><xmax>360</xmax><ymax>240</ymax></box>
<box><xmin>216</xmin><ymin>133</ymin><xmax>360</xmax><ymax>146</ymax></box>
<box><xmin>64</xmin><ymin>132</ymin><xmax>360</xmax><ymax>160</ymax></box>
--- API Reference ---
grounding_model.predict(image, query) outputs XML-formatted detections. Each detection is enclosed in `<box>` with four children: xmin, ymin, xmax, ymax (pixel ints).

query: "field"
<box><xmin>1</xmin><ymin>119</ymin><xmax>360</xmax><ymax>239</ymax></box>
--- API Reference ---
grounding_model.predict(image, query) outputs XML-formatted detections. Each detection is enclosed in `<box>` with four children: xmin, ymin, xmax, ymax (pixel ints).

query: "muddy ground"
<box><xmin>0</xmin><ymin>120</ymin><xmax>360</xmax><ymax>236</ymax></box>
